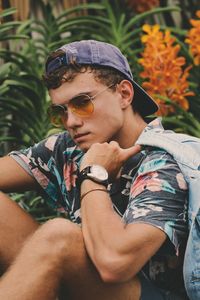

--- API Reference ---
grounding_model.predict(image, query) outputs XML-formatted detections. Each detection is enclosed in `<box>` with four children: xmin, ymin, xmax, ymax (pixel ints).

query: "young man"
<box><xmin>0</xmin><ymin>40</ymin><xmax>188</xmax><ymax>299</ymax></box>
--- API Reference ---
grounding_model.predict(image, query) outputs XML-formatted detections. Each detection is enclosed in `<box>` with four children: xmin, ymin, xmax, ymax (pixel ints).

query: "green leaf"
<box><xmin>56</xmin><ymin>3</ymin><xmax>106</xmax><ymax>22</ymax></box>
<box><xmin>124</xmin><ymin>6</ymin><xmax>181</xmax><ymax>31</ymax></box>
<box><xmin>0</xmin><ymin>7</ymin><xmax>17</xmax><ymax>18</ymax></box>
<box><xmin>0</xmin><ymin>34</ymin><xmax>29</xmax><ymax>41</ymax></box>
<box><xmin>0</xmin><ymin>62</ymin><xmax>12</xmax><ymax>80</ymax></box>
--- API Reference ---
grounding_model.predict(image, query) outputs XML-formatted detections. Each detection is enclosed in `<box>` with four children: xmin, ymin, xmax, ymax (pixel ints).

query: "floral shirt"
<box><xmin>9</xmin><ymin>118</ymin><xmax>188</xmax><ymax>296</ymax></box>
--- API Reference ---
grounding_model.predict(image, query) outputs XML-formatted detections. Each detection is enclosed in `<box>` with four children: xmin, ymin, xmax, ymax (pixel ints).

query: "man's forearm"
<box><xmin>80</xmin><ymin>179</ymin><xmax>166</xmax><ymax>283</ymax></box>
<box><xmin>81</xmin><ymin>180</ymin><xmax>134</xmax><ymax>282</ymax></box>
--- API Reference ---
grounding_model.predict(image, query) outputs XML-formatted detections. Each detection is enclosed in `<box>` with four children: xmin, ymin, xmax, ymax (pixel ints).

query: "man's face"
<box><xmin>49</xmin><ymin>71</ymin><xmax>127</xmax><ymax>151</ymax></box>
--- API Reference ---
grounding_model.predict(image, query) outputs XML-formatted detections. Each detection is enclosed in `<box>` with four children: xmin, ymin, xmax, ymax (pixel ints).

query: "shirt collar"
<box><xmin>143</xmin><ymin>117</ymin><xmax>164</xmax><ymax>133</ymax></box>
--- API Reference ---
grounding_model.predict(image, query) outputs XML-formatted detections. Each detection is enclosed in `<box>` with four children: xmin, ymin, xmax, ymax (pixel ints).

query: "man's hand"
<box><xmin>80</xmin><ymin>142</ymin><xmax>141</xmax><ymax>180</ymax></box>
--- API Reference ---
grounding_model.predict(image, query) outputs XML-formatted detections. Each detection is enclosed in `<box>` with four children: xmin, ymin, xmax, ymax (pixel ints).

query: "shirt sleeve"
<box><xmin>123</xmin><ymin>148</ymin><xmax>188</xmax><ymax>254</ymax></box>
<box><xmin>9</xmin><ymin>131</ymin><xmax>83</xmax><ymax>213</ymax></box>
<box><xmin>8</xmin><ymin>133</ymin><xmax>68</xmax><ymax>208</ymax></box>
<box><xmin>9</xmin><ymin>134</ymin><xmax>61</xmax><ymax>187</ymax></box>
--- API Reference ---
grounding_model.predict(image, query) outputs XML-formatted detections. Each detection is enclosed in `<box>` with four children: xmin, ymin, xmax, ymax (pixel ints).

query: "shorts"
<box><xmin>139</xmin><ymin>272</ymin><xmax>189</xmax><ymax>300</ymax></box>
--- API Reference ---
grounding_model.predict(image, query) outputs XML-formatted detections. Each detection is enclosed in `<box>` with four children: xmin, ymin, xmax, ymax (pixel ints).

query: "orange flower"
<box><xmin>128</xmin><ymin>0</ymin><xmax>159</xmax><ymax>13</ymax></box>
<box><xmin>139</xmin><ymin>24</ymin><xmax>194</xmax><ymax>116</ymax></box>
<box><xmin>185</xmin><ymin>10</ymin><xmax>200</xmax><ymax>65</ymax></box>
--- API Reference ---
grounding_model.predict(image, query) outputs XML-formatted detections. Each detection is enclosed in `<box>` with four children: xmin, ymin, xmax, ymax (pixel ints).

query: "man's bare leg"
<box><xmin>0</xmin><ymin>192</ymin><xmax>38</xmax><ymax>273</ymax></box>
<box><xmin>0</xmin><ymin>218</ymin><xmax>141</xmax><ymax>300</ymax></box>
<box><xmin>58</xmin><ymin>220</ymin><xmax>141</xmax><ymax>300</ymax></box>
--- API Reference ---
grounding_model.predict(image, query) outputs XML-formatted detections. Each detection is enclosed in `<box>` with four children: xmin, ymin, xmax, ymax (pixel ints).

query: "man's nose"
<box><xmin>64</xmin><ymin>109</ymin><xmax>83</xmax><ymax>129</ymax></box>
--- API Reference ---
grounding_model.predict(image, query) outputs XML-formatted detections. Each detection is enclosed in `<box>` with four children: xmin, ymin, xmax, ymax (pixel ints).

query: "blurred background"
<box><xmin>1</xmin><ymin>0</ymin><xmax>200</xmax><ymax>220</ymax></box>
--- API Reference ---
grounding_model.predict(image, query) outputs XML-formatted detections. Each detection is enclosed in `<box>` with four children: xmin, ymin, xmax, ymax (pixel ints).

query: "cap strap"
<box><xmin>90</xmin><ymin>40</ymin><xmax>100</xmax><ymax>64</ymax></box>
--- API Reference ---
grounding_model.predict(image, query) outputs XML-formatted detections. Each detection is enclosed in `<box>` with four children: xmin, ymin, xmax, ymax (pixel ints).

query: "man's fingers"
<box><xmin>121</xmin><ymin>144</ymin><xmax>141</xmax><ymax>161</ymax></box>
<box><xmin>108</xmin><ymin>141</ymin><xmax>141</xmax><ymax>162</ymax></box>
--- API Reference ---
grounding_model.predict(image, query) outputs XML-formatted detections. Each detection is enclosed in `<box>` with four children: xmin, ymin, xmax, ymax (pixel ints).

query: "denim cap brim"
<box><xmin>46</xmin><ymin>40</ymin><xmax>158</xmax><ymax>117</ymax></box>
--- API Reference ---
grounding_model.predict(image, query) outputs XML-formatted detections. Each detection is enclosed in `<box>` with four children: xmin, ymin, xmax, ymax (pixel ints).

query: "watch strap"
<box><xmin>79</xmin><ymin>166</ymin><xmax>108</xmax><ymax>187</ymax></box>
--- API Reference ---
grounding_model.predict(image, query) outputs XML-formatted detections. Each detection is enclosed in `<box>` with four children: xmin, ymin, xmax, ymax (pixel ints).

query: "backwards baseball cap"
<box><xmin>46</xmin><ymin>40</ymin><xmax>158</xmax><ymax>117</ymax></box>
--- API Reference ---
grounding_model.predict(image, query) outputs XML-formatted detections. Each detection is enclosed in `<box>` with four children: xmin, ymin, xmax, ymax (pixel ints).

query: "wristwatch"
<box><xmin>79</xmin><ymin>165</ymin><xmax>109</xmax><ymax>187</ymax></box>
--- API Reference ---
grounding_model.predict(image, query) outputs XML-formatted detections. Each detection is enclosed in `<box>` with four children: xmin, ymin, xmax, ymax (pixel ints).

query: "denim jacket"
<box><xmin>136</xmin><ymin>118</ymin><xmax>200</xmax><ymax>300</ymax></box>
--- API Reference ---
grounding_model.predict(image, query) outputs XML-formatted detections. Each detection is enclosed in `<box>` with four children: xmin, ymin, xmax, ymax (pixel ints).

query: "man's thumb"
<box><xmin>121</xmin><ymin>144</ymin><xmax>141</xmax><ymax>161</ymax></box>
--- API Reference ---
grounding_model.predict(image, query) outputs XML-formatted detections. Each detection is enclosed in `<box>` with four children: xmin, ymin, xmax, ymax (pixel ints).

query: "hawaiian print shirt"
<box><xmin>9</xmin><ymin>118</ymin><xmax>188</xmax><ymax>296</ymax></box>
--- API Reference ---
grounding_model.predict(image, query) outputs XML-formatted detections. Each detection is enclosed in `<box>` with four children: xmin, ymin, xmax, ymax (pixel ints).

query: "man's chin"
<box><xmin>75</xmin><ymin>141</ymin><xmax>91</xmax><ymax>152</ymax></box>
<box><xmin>73</xmin><ymin>135</ymin><xmax>108</xmax><ymax>152</ymax></box>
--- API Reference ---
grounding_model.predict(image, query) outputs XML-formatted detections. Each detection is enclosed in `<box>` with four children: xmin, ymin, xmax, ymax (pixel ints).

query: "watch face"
<box><xmin>89</xmin><ymin>165</ymin><xmax>108</xmax><ymax>181</ymax></box>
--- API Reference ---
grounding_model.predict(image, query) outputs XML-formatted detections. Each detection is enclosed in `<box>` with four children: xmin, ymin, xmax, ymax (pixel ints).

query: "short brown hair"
<box><xmin>43</xmin><ymin>49</ymin><xmax>126</xmax><ymax>90</ymax></box>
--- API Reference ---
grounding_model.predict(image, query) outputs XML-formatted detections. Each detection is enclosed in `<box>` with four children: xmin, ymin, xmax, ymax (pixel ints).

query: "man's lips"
<box><xmin>73</xmin><ymin>132</ymin><xmax>90</xmax><ymax>141</ymax></box>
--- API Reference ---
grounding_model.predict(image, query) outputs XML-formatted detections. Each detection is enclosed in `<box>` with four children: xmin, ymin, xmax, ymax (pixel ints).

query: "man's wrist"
<box><xmin>81</xmin><ymin>179</ymin><xmax>107</xmax><ymax>191</ymax></box>
<box><xmin>80</xmin><ymin>180</ymin><xmax>108</xmax><ymax>202</ymax></box>
<box><xmin>81</xmin><ymin>187</ymin><xmax>108</xmax><ymax>201</ymax></box>
<box><xmin>79</xmin><ymin>165</ymin><xmax>109</xmax><ymax>187</ymax></box>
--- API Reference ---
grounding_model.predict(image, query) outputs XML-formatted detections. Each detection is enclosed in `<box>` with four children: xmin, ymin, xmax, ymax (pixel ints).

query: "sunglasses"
<box><xmin>48</xmin><ymin>84</ymin><xmax>115</xmax><ymax>127</ymax></box>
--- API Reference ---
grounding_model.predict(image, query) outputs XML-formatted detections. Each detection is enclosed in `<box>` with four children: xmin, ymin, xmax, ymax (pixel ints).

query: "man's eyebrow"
<box><xmin>57</xmin><ymin>90</ymin><xmax>96</xmax><ymax>106</ymax></box>
<box><xmin>70</xmin><ymin>90</ymin><xmax>95</xmax><ymax>99</ymax></box>
<box><xmin>73</xmin><ymin>91</ymin><xmax>94</xmax><ymax>97</ymax></box>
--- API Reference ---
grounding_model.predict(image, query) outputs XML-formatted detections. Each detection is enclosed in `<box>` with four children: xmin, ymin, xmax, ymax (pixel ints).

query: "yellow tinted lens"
<box><xmin>48</xmin><ymin>105</ymin><xmax>66</xmax><ymax>127</ymax></box>
<box><xmin>69</xmin><ymin>95</ymin><xmax>94</xmax><ymax>116</ymax></box>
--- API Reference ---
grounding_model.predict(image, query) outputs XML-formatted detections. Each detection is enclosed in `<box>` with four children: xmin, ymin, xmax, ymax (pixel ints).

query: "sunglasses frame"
<box><xmin>48</xmin><ymin>83</ymin><xmax>115</xmax><ymax>127</ymax></box>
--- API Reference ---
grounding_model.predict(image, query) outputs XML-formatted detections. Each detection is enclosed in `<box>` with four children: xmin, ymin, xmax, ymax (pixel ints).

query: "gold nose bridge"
<box><xmin>70</xmin><ymin>106</ymin><xmax>76</xmax><ymax>113</ymax></box>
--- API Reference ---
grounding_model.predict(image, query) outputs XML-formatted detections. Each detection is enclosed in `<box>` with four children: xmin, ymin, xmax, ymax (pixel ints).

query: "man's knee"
<box><xmin>35</xmin><ymin>218</ymin><xmax>84</xmax><ymax>263</ymax></box>
<box><xmin>41</xmin><ymin>218</ymin><xmax>82</xmax><ymax>243</ymax></box>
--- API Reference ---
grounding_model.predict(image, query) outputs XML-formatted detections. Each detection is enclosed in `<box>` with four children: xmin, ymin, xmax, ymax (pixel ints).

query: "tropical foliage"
<box><xmin>139</xmin><ymin>24</ymin><xmax>194</xmax><ymax>116</ymax></box>
<box><xmin>1</xmin><ymin>0</ymin><xmax>200</xmax><ymax>220</ymax></box>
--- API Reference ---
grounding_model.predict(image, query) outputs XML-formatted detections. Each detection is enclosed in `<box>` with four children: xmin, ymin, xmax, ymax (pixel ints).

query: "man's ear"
<box><xmin>116</xmin><ymin>80</ymin><xmax>134</xmax><ymax>109</ymax></box>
